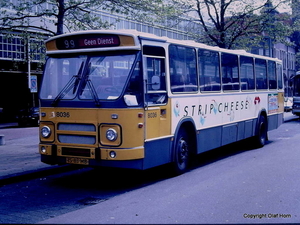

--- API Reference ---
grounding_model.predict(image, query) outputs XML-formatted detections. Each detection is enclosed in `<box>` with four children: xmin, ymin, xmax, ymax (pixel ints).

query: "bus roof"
<box><xmin>45</xmin><ymin>29</ymin><xmax>282</xmax><ymax>62</ymax></box>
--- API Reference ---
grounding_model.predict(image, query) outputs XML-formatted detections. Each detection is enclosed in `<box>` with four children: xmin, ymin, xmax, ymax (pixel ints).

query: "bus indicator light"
<box><xmin>41</xmin><ymin>146</ymin><xmax>47</xmax><ymax>154</ymax></box>
<box><xmin>138</xmin><ymin>113</ymin><xmax>143</xmax><ymax>118</ymax></box>
<box><xmin>109</xmin><ymin>151</ymin><xmax>117</xmax><ymax>158</ymax></box>
<box><xmin>111</xmin><ymin>114</ymin><xmax>118</xmax><ymax>119</ymax></box>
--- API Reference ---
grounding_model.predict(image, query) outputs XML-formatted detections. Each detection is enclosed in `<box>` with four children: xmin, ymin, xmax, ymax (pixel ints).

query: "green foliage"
<box><xmin>1</xmin><ymin>0</ymin><xmax>294</xmax><ymax>52</ymax></box>
<box><xmin>169</xmin><ymin>0</ymin><xmax>292</xmax><ymax>50</ymax></box>
<box><xmin>0</xmin><ymin>0</ymin><xmax>168</xmax><ymax>36</ymax></box>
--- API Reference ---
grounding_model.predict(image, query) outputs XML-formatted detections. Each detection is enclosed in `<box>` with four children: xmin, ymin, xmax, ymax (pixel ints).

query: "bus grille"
<box><xmin>57</xmin><ymin>123</ymin><xmax>96</xmax><ymax>145</ymax></box>
<box><xmin>58</xmin><ymin>123</ymin><xmax>96</xmax><ymax>132</ymax></box>
<box><xmin>58</xmin><ymin>134</ymin><xmax>96</xmax><ymax>145</ymax></box>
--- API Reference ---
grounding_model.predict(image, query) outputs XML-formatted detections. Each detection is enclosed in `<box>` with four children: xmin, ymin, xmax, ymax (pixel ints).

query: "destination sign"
<box><xmin>56</xmin><ymin>34</ymin><xmax>120</xmax><ymax>50</ymax></box>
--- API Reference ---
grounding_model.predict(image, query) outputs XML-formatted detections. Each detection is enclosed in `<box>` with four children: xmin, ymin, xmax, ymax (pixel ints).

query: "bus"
<box><xmin>292</xmin><ymin>71</ymin><xmax>300</xmax><ymax>116</ymax></box>
<box><xmin>39</xmin><ymin>30</ymin><xmax>284</xmax><ymax>175</ymax></box>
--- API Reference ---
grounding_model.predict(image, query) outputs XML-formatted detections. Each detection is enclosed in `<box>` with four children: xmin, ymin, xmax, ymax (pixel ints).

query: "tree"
<box><xmin>0</xmin><ymin>0</ymin><xmax>171</xmax><ymax>36</ymax></box>
<box><xmin>291</xmin><ymin>0</ymin><xmax>300</xmax><ymax>70</ymax></box>
<box><xmin>171</xmin><ymin>0</ymin><xmax>292</xmax><ymax>49</ymax></box>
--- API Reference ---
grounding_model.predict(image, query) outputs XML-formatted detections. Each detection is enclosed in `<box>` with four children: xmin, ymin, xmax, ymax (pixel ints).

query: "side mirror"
<box><xmin>151</xmin><ymin>76</ymin><xmax>160</xmax><ymax>90</ymax></box>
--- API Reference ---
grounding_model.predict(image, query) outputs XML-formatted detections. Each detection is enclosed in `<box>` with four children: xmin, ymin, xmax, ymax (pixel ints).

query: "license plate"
<box><xmin>66</xmin><ymin>157</ymin><xmax>89</xmax><ymax>165</ymax></box>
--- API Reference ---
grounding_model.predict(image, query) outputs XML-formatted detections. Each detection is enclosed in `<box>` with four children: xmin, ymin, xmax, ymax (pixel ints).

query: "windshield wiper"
<box><xmin>84</xmin><ymin>79</ymin><xmax>100</xmax><ymax>106</ymax></box>
<box><xmin>51</xmin><ymin>62</ymin><xmax>84</xmax><ymax>106</ymax></box>
<box><xmin>51</xmin><ymin>75</ymin><xmax>80</xmax><ymax>106</ymax></box>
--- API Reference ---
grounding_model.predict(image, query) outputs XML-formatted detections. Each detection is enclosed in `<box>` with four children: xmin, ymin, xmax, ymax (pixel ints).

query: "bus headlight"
<box><xmin>41</xmin><ymin>126</ymin><xmax>51</xmax><ymax>138</ymax></box>
<box><xmin>106</xmin><ymin>128</ymin><xmax>118</xmax><ymax>141</ymax></box>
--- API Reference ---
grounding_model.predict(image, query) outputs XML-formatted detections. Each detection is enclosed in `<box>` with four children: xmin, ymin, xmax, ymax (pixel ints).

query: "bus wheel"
<box><xmin>172</xmin><ymin>130</ymin><xmax>190</xmax><ymax>175</ymax></box>
<box><xmin>254</xmin><ymin>116</ymin><xmax>268</xmax><ymax>148</ymax></box>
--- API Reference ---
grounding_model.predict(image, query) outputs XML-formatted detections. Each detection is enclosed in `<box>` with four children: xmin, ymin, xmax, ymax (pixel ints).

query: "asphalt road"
<box><xmin>40</xmin><ymin>117</ymin><xmax>300</xmax><ymax>224</ymax></box>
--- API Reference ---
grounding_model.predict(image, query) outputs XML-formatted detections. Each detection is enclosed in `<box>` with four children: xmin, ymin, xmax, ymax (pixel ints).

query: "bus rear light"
<box><xmin>138</xmin><ymin>112</ymin><xmax>143</xmax><ymax>118</ymax></box>
<box><xmin>138</xmin><ymin>123</ymin><xmax>143</xmax><ymax>128</ymax></box>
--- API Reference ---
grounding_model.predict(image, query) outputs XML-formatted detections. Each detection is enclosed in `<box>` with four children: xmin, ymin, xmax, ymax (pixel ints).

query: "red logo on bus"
<box><xmin>254</xmin><ymin>96</ymin><xmax>260</xmax><ymax>104</ymax></box>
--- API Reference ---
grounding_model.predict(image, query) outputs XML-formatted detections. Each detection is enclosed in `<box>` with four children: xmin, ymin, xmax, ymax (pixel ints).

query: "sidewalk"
<box><xmin>0</xmin><ymin>124</ymin><xmax>66</xmax><ymax>184</ymax></box>
<box><xmin>0</xmin><ymin>112</ymin><xmax>298</xmax><ymax>183</ymax></box>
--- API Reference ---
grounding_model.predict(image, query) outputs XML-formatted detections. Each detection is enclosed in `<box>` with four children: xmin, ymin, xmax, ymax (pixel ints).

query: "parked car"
<box><xmin>16</xmin><ymin>107</ymin><xmax>39</xmax><ymax>127</ymax></box>
<box><xmin>0</xmin><ymin>107</ymin><xmax>3</xmax><ymax>122</ymax></box>
<box><xmin>284</xmin><ymin>97</ymin><xmax>293</xmax><ymax>112</ymax></box>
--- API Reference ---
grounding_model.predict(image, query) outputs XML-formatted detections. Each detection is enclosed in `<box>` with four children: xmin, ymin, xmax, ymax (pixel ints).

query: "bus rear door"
<box><xmin>143</xmin><ymin>56</ymin><xmax>171</xmax><ymax>168</ymax></box>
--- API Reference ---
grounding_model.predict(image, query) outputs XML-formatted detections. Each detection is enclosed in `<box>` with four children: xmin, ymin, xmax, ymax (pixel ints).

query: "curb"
<box><xmin>0</xmin><ymin>165</ymin><xmax>80</xmax><ymax>186</ymax></box>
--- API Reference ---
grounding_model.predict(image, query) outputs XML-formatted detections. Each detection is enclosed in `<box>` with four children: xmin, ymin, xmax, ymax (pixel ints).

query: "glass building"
<box><xmin>0</xmin><ymin>0</ymin><xmax>296</xmax><ymax>122</ymax></box>
<box><xmin>0</xmin><ymin>2</ymin><xmax>200</xmax><ymax>122</ymax></box>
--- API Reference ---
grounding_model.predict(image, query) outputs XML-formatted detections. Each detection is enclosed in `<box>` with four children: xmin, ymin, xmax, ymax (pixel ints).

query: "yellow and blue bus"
<box><xmin>39</xmin><ymin>30</ymin><xmax>284</xmax><ymax>174</ymax></box>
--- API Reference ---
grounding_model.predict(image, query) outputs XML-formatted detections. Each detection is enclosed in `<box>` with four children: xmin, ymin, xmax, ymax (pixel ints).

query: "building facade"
<box><xmin>0</xmin><ymin>2</ymin><xmax>197</xmax><ymax>122</ymax></box>
<box><xmin>251</xmin><ymin>38</ymin><xmax>296</xmax><ymax>98</ymax></box>
<box><xmin>0</xmin><ymin>0</ymin><xmax>297</xmax><ymax>122</ymax></box>
<box><xmin>0</xmin><ymin>31</ymin><xmax>46</xmax><ymax>122</ymax></box>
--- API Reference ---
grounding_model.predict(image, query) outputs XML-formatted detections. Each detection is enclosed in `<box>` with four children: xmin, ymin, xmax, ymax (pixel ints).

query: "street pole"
<box><xmin>28</xmin><ymin>36</ymin><xmax>31</xmax><ymax>91</ymax></box>
<box><xmin>27</xmin><ymin>35</ymin><xmax>35</xmax><ymax>108</ymax></box>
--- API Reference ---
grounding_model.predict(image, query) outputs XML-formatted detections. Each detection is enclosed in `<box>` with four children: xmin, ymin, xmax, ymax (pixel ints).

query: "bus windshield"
<box><xmin>40</xmin><ymin>53</ymin><xmax>137</xmax><ymax>101</ymax></box>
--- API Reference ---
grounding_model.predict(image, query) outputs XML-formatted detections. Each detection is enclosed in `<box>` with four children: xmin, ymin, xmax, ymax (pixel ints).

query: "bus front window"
<box><xmin>80</xmin><ymin>54</ymin><xmax>136</xmax><ymax>100</ymax></box>
<box><xmin>40</xmin><ymin>56</ymin><xmax>87</xmax><ymax>100</ymax></box>
<box><xmin>40</xmin><ymin>53</ymin><xmax>138</xmax><ymax>102</ymax></box>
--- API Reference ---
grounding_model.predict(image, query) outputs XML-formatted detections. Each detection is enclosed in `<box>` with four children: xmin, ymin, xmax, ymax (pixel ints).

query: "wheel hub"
<box><xmin>178</xmin><ymin>139</ymin><xmax>188</xmax><ymax>164</ymax></box>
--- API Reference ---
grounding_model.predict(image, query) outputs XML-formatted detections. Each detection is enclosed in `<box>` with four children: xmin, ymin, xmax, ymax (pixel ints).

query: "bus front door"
<box><xmin>144</xmin><ymin>56</ymin><xmax>171</xmax><ymax>140</ymax></box>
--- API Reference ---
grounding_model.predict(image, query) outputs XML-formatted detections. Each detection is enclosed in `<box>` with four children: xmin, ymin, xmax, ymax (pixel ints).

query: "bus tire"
<box><xmin>172</xmin><ymin>129</ymin><xmax>190</xmax><ymax>175</ymax></box>
<box><xmin>254</xmin><ymin>115</ymin><xmax>268</xmax><ymax>148</ymax></box>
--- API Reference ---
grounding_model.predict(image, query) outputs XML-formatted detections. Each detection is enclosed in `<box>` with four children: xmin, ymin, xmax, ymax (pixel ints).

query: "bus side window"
<box><xmin>240</xmin><ymin>56</ymin><xmax>255</xmax><ymax>91</ymax></box>
<box><xmin>277</xmin><ymin>63</ymin><xmax>283</xmax><ymax>89</ymax></box>
<box><xmin>169</xmin><ymin>45</ymin><xmax>197</xmax><ymax>93</ymax></box>
<box><xmin>199</xmin><ymin>49</ymin><xmax>221</xmax><ymax>92</ymax></box>
<box><xmin>145</xmin><ymin>57</ymin><xmax>167</xmax><ymax>105</ymax></box>
<box><xmin>255</xmin><ymin>58</ymin><xmax>267</xmax><ymax>90</ymax></box>
<box><xmin>268</xmin><ymin>61</ymin><xmax>277</xmax><ymax>89</ymax></box>
<box><xmin>221</xmin><ymin>53</ymin><xmax>239</xmax><ymax>91</ymax></box>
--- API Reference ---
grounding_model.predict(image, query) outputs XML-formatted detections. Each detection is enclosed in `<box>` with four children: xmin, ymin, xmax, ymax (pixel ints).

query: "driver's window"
<box><xmin>145</xmin><ymin>57</ymin><xmax>167</xmax><ymax>105</ymax></box>
<box><xmin>146</xmin><ymin>58</ymin><xmax>166</xmax><ymax>91</ymax></box>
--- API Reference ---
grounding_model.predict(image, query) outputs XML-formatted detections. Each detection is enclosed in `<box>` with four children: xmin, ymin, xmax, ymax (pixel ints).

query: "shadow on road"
<box><xmin>49</xmin><ymin>138</ymin><xmax>262</xmax><ymax>194</ymax></box>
